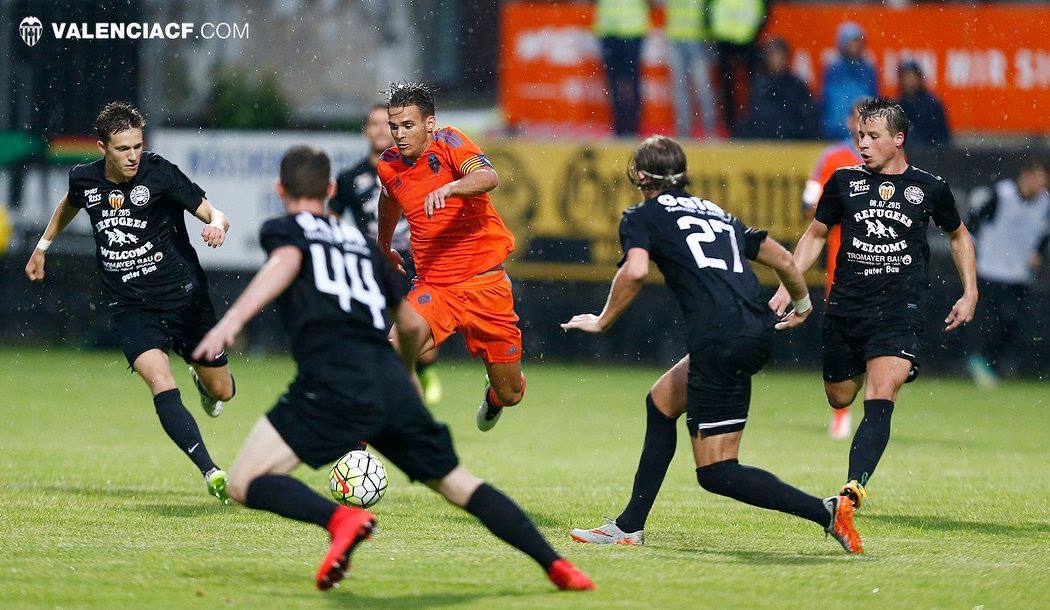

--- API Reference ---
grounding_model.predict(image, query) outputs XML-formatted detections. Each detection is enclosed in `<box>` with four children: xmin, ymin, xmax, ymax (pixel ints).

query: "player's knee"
<box><xmin>208</xmin><ymin>379</ymin><xmax>235</xmax><ymax>402</ymax></box>
<box><xmin>826</xmin><ymin>388</ymin><xmax>857</xmax><ymax>409</ymax></box>
<box><xmin>492</xmin><ymin>384</ymin><xmax>523</xmax><ymax>407</ymax></box>
<box><xmin>696</xmin><ymin>459</ymin><xmax>739</xmax><ymax>495</ymax></box>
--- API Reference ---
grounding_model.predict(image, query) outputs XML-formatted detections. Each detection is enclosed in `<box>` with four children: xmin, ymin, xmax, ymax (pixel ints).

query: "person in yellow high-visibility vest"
<box><xmin>594</xmin><ymin>0</ymin><xmax>655</xmax><ymax>136</ymax></box>
<box><xmin>707</xmin><ymin>0</ymin><xmax>766</xmax><ymax>131</ymax></box>
<box><xmin>664</xmin><ymin>0</ymin><xmax>719</xmax><ymax>138</ymax></box>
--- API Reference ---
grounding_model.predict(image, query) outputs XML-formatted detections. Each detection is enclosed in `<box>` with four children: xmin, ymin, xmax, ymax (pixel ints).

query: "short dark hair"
<box><xmin>629</xmin><ymin>135</ymin><xmax>689</xmax><ymax>189</ymax></box>
<box><xmin>95</xmin><ymin>101</ymin><xmax>145</xmax><ymax>143</ymax></box>
<box><xmin>385</xmin><ymin>81</ymin><xmax>436</xmax><ymax>118</ymax></box>
<box><xmin>859</xmin><ymin>97</ymin><xmax>910</xmax><ymax>142</ymax></box>
<box><xmin>279</xmin><ymin>145</ymin><xmax>331</xmax><ymax>200</ymax></box>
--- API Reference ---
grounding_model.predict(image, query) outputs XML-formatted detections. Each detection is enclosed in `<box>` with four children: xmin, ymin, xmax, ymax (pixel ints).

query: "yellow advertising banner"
<box><xmin>482</xmin><ymin>140</ymin><xmax>829</xmax><ymax>284</ymax></box>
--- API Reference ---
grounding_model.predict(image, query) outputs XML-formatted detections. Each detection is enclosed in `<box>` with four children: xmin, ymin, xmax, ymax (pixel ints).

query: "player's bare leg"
<box><xmin>826</xmin><ymin>374</ymin><xmax>861</xmax><ymax>439</ymax></box>
<box><xmin>416</xmin><ymin>346</ymin><xmax>443</xmax><ymax>406</ymax></box>
<box><xmin>841</xmin><ymin>356</ymin><xmax>910</xmax><ymax>507</ymax></box>
<box><xmin>476</xmin><ymin>359</ymin><xmax>524</xmax><ymax>431</ymax></box>
<box><xmin>229</xmin><ymin>417</ymin><xmax>374</xmax><ymax>590</ymax></box>
<box><xmin>390</xmin><ymin>306</ymin><xmax>436</xmax><ymax>398</ymax></box>
<box><xmin>691</xmin><ymin>430</ymin><xmax>861</xmax><ymax>553</ymax></box>
<box><xmin>189</xmin><ymin>362</ymin><xmax>235</xmax><ymax>417</ymax></box>
<box><xmin>133</xmin><ymin>349</ymin><xmax>227</xmax><ymax>502</ymax></box>
<box><xmin>571</xmin><ymin>356</ymin><xmax>688</xmax><ymax>544</ymax></box>
<box><xmin>427</xmin><ymin>466</ymin><xmax>594</xmax><ymax>590</ymax></box>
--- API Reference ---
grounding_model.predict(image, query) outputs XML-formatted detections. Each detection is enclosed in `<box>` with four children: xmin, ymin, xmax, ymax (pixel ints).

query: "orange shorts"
<box><xmin>408</xmin><ymin>271</ymin><xmax>523</xmax><ymax>363</ymax></box>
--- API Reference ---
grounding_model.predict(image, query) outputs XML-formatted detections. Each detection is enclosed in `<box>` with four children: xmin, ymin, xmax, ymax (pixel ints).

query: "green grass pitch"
<box><xmin>1</xmin><ymin>348</ymin><xmax>1047</xmax><ymax>608</ymax></box>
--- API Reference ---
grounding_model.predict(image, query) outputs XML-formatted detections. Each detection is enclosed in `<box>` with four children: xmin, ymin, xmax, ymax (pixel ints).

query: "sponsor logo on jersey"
<box><xmin>130</xmin><ymin>185</ymin><xmax>150</xmax><ymax>206</ymax></box>
<box><xmin>904</xmin><ymin>185</ymin><xmax>924</xmax><ymax>205</ymax></box>
<box><xmin>20</xmin><ymin>17</ymin><xmax>42</xmax><ymax>47</ymax></box>
<box><xmin>878</xmin><ymin>182</ymin><xmax>895</xmax><ymax>201</ymax></box>
<box><xmin>85</xmin><ymin>187</ymin><xmax>102</xmax><ymax>207</ymax></box>
<box><xmin>108</xmin><ymin>190</ymin><xmax>125</xmax><ymax>210</ymax></box>
<box><xmin>848</xmin><ymin>179</ymin><xmax>870</xmax><ymax>197</ymax></box>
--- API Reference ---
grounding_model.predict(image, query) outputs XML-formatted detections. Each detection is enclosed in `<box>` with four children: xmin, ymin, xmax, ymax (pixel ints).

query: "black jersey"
<box><xmin>259</xmin><ymin>211</ymin><xmax>409</xmax><ymax>369</ymax></box>
<box><xmin>68</xmin><ymin>151</ymin><xmax>207</xmax><ymax>310</ymax></box>
<box><xmin>815</xmin><ymin>164</ymin><xmax>961</xmax><ymax>317</ymax></box>
<box><xmin>330</xmin><ymin>156</ymin><xmax>411</xmax><ymax>251</ymax></box>
<box><xmin>619</xmin><ymin>189</ymin><xmax>775</xmax><ymax>351</ymax></box>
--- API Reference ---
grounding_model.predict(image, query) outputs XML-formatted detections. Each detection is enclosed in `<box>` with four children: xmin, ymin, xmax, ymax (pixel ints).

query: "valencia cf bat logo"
<box><xmin>878</xmin><ymin>181</ymin><xmax>895</xmax><ymax>201</ymax></box>
<box><xmin>108</xmin><ymin>190</ymin><xmax>125</xmax><ymax>210</ymax></box>
<box><xmin>428</xmin><ymin>153</ymin><xmax>440</xmax><ymax>174</ymax></box>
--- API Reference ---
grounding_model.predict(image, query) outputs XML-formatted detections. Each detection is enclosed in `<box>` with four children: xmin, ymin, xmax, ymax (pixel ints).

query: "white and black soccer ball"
<box><xmin>329</xmin><ymin>449</ymin><xmax>388</xmax><ymax>508</ymax></box>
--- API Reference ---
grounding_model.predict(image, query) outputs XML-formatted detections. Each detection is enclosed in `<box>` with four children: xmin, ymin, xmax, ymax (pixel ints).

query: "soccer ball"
<box><xmin>329</xmin><ymin>449</ymin><xmax>388</xmax><ymax>508</ymax></box>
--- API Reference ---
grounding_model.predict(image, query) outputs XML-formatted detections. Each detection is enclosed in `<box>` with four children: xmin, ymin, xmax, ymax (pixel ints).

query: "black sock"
<box><xmin>153</xmin><ymin>389</ymin><xmax>218</xmax><ymax>475</ymax></box>
<box><xmin>616</xmin><ymin>394</ymin><xmax>677</xmax><ymax>533</ymax></box>
<box><xmin>244</xmin><ymin>474</ymin><xmax>338</xmax><ymax>528</ymax></box>
<box><xmin>464</xmin><ymin>483</ymin><xmax>560</xmax><ymax>570</ymax></box>
<box><xmin>696</xmin><ymin>459</ymin><xmax>830</xmax><ymax>527</ymax></box>
<box><xmin>848</xmin><ymin>399</ymin><xmax>894</xmax><ymax>485</ymax></box>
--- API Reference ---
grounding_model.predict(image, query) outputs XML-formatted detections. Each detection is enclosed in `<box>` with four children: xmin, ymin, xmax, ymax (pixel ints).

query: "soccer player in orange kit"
<box><xmin>376</xmin><ymin>82</ymin><xmax>524</xmax><ymax>432</ymax></box>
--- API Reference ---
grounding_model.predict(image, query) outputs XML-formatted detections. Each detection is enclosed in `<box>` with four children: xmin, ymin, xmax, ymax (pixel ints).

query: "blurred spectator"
<box><xmin>736</xmin><ymin>38</ymin><xmax>816</xmax><ymax>139</ymax></box>
<box><xmin>820</xmin><ymin>22</ymin><xmax>877</xmax><ymax>140</ymax></box>
<box><xmin>896</xmin><ymin>60</ymin><xmax>950</xmax><ymax>147</ymax></box>
<box><xmin>708</xmin><ymin>0</ymin><xmax>767</xmax><ymax>131</ymax></box>
<box><xmin>664</xmin><ymin>0</ymin><xmax>718</xmax><ymax>138</ymax></box>
<box><xmin>967</xmin><ymin>159</ymin><xmax>1049</xmax><ymax>387</ymax></box>
<box><xmin>595</xmin><ymin>0</ymin><xmax>654</xmax><ymax>136</ymax></box>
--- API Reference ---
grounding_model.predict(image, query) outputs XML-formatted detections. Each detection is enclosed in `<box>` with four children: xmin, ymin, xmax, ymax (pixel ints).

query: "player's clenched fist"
<box><xmin>385</xmin><ymin>248</ymin><xmax>406</xmax><ymax>275</ymax></box>
<box><xmin>768</xmin><ymin>285</ymin><xmax>791</xmax><ymax>317</ymax></box>
<box><xmin>25</xmin><ymin>250</ymin><xmax>46</xmax><ymax>281</ymax></box>
<box><xmin>202</xmin><ymin>225</ymin><xmax>226</xmax><ymax>248</ymax></box>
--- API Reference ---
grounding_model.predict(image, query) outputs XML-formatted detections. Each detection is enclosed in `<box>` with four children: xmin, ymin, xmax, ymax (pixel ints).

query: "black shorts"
<box><xmin>686</xmin><ymin>335</ymin><xmax>771</xmax><ymax>438</ymax></box>
<box><xmin>822</xmin><ymin>312</ymin><xmax>922</xmax><ymax>383</ymax></box>
<box><xmin>266</xmin><ymin>342</ymin><xmax>459</xmax><ymax>481</ymax></box>
<box><xmin>110</xmin><ymin>290</ymin><xmax>228</xmax><ymax>368</ymax></box>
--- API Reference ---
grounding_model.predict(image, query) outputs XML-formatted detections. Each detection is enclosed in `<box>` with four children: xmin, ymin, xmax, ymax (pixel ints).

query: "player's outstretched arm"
<box><xmin>561</xmin><ymin>247</ymin><xmax>649</xmax><ymax>334</ymax></box>
<box><xmin>25</xmin><ymin>193</ymin><xmax>79</xmax><ymax>282</ymax></box>
<box><xmin>755</xmin><ymin>237</ymin><xmax>813</xmax><ymax>330</ymax></box>
<box><xmin>423</xmin><ymin>167</ymin><xmax>498</xmax><ymax>218</ymax></box>
<box><xmin>769</xmin><ymin>219</ymin><xmax>829</xmax><ymax>316</ymax></box>
<box><xmin>192</xmin><ymin>245</ymin><xmax>302</xmax><ymax>361</ymax></box>
<box><xmin>376</xmin><ymin>192</ymin><xmax>405</xmax><ymax>272</ymax></box>
<box><xmin>944</xmin><ymin>223</ymin><xmax>978</xmax><ymax>332</ymax></box>
<box><xmin>194</xmin><ymin>199</ymin><xmax>230</xmax><ymax>248</ymax></box>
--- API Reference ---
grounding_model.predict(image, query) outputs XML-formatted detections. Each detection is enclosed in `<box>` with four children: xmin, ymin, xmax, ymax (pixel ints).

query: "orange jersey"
<box><xmin>376</xmin><ymin>126</ymin><xmax>515</xmax><ymax>285</ymax></box>
<box><xmin>803</xmin><ymin>142</ymin><xmax>861</xmax><ymax>295</ymax></box>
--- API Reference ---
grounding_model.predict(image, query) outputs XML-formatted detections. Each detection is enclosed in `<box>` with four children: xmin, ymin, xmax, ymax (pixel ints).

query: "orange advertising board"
<box><xmin>499</xmin><ymin>2</ymin><xmax>674</xmax><ymax>137</ymax></box>
<box><xmin>500</xmin><ymin>2</ymin><xmax>1049</xmax><ymax>134</ymax></box>
<box><xmin>765</xmin><ymin>4</ymin><xmax>1049</xmax><ymax>133</ymax></box>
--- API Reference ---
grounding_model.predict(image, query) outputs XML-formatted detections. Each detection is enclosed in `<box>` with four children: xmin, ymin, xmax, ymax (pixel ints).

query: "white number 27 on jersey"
<box><xmin>676</xmin><ymin>216</ymin><xmax>743</xmax><ymax>273</ymax></box>
<box><xmin>309</xmin><ymin>244</ymin><xmax>387</xmax><ymax>329</ymax></box>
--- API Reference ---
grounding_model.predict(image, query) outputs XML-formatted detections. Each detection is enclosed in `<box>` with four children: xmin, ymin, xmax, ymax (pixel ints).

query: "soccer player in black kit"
<box><xmin>563</xmin><ymin>136</ymin><xmax>862</xmax><ymax>553</ymax></box>
<box><xmin>770</xmin><ymin>98</ymin><xmax>978</xmax><ymax>509</ymax></box>
<box><xmin>25</xmin><ymin>102</ymin><xmax>236</xmax><ymax>503</ymax></box>
<box><xmin>192</xmin><ymin>145</ymin><xmax>594</xmax><ymax>592</ymax></box>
